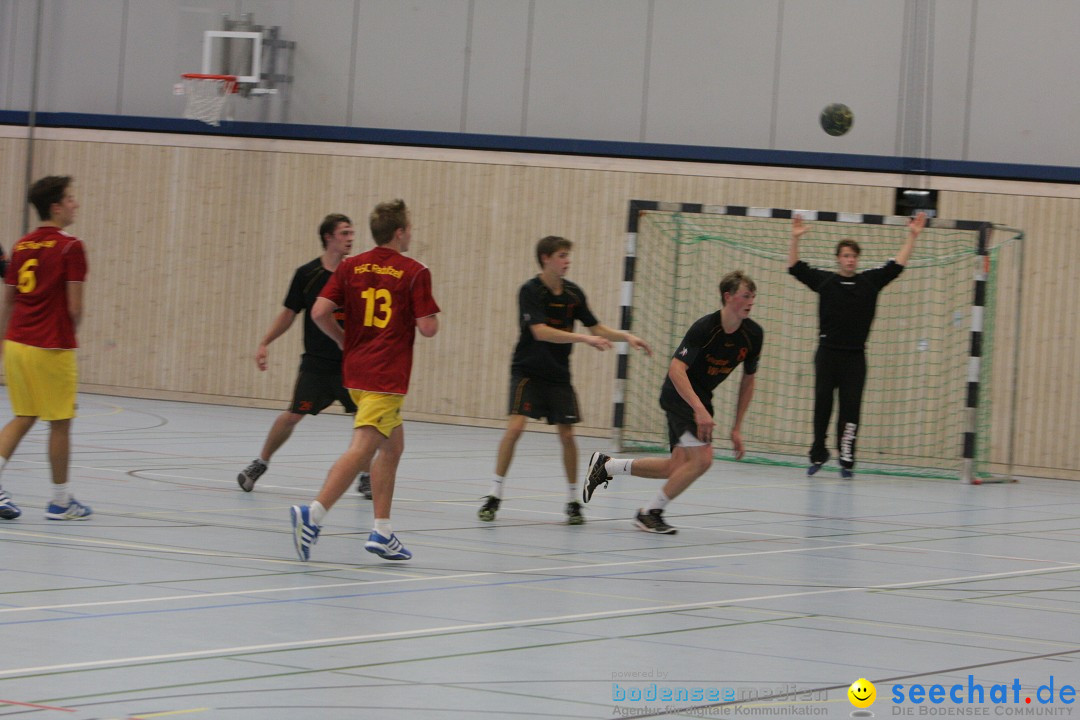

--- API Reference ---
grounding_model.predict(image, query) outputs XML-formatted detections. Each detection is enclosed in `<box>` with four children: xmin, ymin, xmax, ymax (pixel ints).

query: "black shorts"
<box><xmin>663</xmin><ymin>401</ymin><xmax>713</xmax><ymax>451</ymax></box>
<box><xmin>288</xmin><ymin>370</ymin><xmax>357</xmax><ymax>415</ymax></box>
<box><xmin>508</xmin><ymin>373</ymin><xmax>581</xmax><ymax>425</ymax></box>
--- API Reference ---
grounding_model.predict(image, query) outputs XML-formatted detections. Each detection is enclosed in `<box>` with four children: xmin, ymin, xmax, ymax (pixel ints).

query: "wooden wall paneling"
<box><xmin>3</xmin><ymin>129</ymin><xmax>1077</xmax><ymax>478</ymax></box>
<box><xmin>942</xmin><ymin>190</ymin><xmax>1080</xmax><ymax>479</ymax></box>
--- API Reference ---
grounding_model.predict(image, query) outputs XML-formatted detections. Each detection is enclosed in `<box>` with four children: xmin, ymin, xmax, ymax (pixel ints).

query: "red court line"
<box><xmin>0</xmin><ymin>698</ymin><xmax>76</xmax><ymax>711</ymax></box>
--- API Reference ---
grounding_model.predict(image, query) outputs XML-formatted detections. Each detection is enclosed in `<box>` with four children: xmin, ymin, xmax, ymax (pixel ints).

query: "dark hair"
<box><xmin>318</xmin><ymin>213</ymin><xmax>352</xmax><ymax>248</ymax></box>
<box><xmin>535</xmin><ymin>235</ymin><xmax>572</xmax><ymax>267</ymax></box>
<box><xmin>718</xmin><ymin>271</ymin><xmax>756</xmax><ymax>306</ymax></box>
<box><xmin>369</xmin><ymin>199</ymin><xmax>409</xmax><ymax>246</ymax></box>
<box><xmin>835</xmin><ymin>239</ymin><xmax>861</xmax><ymax>256</ymax></box>
<box><xmin>28</xmin><ymin>175</ymin><xmax>72</xmax><ymax>222</ymax></box>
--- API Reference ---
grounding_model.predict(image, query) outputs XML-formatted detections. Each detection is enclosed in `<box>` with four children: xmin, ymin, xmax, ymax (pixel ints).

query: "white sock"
<box><xmin>644</xmin><ymin>490</ymin><xmax>670</xmax><ymax>513</ymax></box>
<box><xmin>52</xmin><ymin>482</ymin><xmax>71</xmax><ymax>507</ymax></box>
<box><xmin>605</xmin><ymin>458</ymin><xmax>634</xmax><ymax>476</ymax></box>
<box><xmin>488</xmin><ymin>475</ymin><xmax>505</xmax><ymax>499</ymax></box>
<box><xmin>310</xmin><ymin>501</ymin><xmax>327</xmax><ymax>525</ymax></box>
<box><xmin>0</xmin><ymin>456</ymin><xmax>7</xmax><ymax>481</ymax></box>
<box><xmin>567</xmin><ymin>483</ymin><xmax>578</xmax><ymax>502</ymax></box>
<box><xmin>373</xmin><ymin>518</ymin><xmax>392</xmax><ymax>538</ymax></box>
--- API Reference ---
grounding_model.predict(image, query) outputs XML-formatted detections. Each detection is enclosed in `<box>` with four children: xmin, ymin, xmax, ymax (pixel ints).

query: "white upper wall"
<box><xmin>1</xmin><ymin>0</ymin><xmax>1077</xmax><ymax>168</ymax></box>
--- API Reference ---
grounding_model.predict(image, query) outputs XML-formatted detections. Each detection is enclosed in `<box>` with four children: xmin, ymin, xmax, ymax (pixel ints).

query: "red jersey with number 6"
<box><xmin>319</xmin><ymin>245</ymin><xmax>439</xmax><ymax>395</ymax></box>
<box><xmin>4</xmin><ymin>227</ymin><xmax>87</xmax><ymax>349</ymax></box>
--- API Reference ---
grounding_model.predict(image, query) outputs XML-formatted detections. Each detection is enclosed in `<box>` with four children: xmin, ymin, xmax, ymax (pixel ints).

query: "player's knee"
<box><xmin>383</xmin><ymin>444</ymin><xmax>404</xmax><ymax>463</ymax></box>
<box><xmin>505</xmin><ymin>417</ymin><xmax>531</xmax><ymax>441</ymax></box>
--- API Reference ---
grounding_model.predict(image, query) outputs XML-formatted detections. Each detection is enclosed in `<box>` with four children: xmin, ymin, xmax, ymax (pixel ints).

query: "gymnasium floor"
<box><xmin>1</xmin><ymin>394</ymin><xmax>1077</xmax><ymax>719</ymax></box>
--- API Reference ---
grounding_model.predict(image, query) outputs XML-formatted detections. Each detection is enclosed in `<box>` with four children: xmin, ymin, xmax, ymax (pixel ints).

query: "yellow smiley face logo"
<box><xmin>848</xmin><ymin>678</ymin><xmax>876</xmax><ymax>708</ymax></box>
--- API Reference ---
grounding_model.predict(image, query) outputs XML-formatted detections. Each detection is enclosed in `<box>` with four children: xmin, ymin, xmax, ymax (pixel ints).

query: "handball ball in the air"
<box><xmin>820</xmin><ymin>103</ymin><xmax>854</xmax><ymax>136</ymax></box>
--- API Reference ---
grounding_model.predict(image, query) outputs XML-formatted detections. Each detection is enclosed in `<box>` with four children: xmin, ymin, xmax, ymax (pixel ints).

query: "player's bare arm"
<box><xmin>588</xmin><ymin>323</ymin><xmax>653</xmax><ymax>356</ymax></box>
<box><xmin>895</xmin><ymin>211</ymin><xmax>927</xmax><ymax>267</ymax></box>
<box><xmin>668</xmin><ymin>358</ymin><xmax>714</xmax><ymax>443</ymax></box>
<box><xmin>311</xmin><ymin>297</ymin><xmax>345</xmax><ymax>350</ymax></box>
<box><xmin>530</xmin><ymin>322</ymin><xmax>611</xmax><ymax>351</ymax></box>
<box><xmin>416</xmin><ymin>314</ymin><xmax>439</xmax><ymax>337</ymax></box>
<box><xmin>66</xmin><ymin>281</ymin><xmax>84</xmax><ymax>330</ymax></box>
<box><xmin>0</xmin><ymin>285</ymin><xmax>14</xmax><ymax>347</ymax></box>
<box><xmin>730</xmin><ymin>371</ymin><xmax>757</xmax><ymax>460</ymax></box>
<box><xmin>254</xmin><ymin>308</ymin><xmax>297</xmax><ymax>371</ymax></box>
<box><xmin>789</xmin><ymin>214</ymin><xmax>808</xmax><ymax>268</ymax></box>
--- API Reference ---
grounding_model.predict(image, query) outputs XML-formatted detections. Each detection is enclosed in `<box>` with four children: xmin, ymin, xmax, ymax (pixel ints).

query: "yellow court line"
<box><xmin>131</xmin><ymin>708</ymin><xmax>210</xmax><ymax>719</ymax></box>
<box><xmin>75</xmin><ymin>401</ymin><xmax>128</xmax><ymax>418</ymax></box>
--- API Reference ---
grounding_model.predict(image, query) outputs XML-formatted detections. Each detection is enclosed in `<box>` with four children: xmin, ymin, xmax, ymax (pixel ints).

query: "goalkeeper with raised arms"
<box><xmin>787</xmin><ymin>212</ymin><xmax>926</xmax><ymax>479</ymax></box>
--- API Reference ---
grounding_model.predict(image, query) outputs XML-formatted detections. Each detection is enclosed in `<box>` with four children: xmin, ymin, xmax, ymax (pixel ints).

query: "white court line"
<box><xmin>2</xmin><ymin>515</ymin><xmax>1071</xmax><ymax>617</ymax></box>
<box><xmin>0</xmin><ymin>543</ymin><xmax>880</xmax><ymax>615</ymax></box>
<box><xmin>2</xmin><ymin>561</ymin><xmax>1078</xmax><ymax>678</ymax></box>
<box><xmin>18</xmin><ymin>463</ymin><xmax>1046</xmax><ymax>544</ymax></box>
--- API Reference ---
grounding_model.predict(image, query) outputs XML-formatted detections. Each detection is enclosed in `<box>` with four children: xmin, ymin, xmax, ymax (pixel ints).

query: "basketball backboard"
<box><xmin>201</xmin><ymin>30</ymin><xmax>262</xmax><ymax>84</ymax></box>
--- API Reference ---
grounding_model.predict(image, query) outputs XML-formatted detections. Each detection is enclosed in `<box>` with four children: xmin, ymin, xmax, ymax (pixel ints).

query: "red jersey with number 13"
<box><xmin>4</xmin><ymin>227</ymin><xmax>87</xmax><ymax>349</ymax></box>
<box><xmin>319</xmin><ymin>245</ymin><xmax>439</xmax><ymax>395</ymax></box>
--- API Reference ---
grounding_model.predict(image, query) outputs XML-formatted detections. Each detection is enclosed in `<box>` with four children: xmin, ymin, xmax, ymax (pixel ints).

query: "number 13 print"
<box><xmin>361</xmin><ymin>287</ymin><xmax>392</xmax><ymax>328</ymax></box>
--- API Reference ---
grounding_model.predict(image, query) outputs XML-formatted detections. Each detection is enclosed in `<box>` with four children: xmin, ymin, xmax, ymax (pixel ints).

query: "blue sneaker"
<box><xmin>364</xmin><ymin>531</ymin><xmax>412</xmax><ymax>561</ymax></box>
<box><xmin>45</xmin><ymin>497</ymin><xmax>92</xmax><ymax>520</ymax></box>
<box><xmin>0</xmin><ymin>490</ymin><xmax>21</xmax><ymax>520</ymax></box>
<box><xmin>290</xmin><ymin>505</ymin><xmax>321</xmax><ymax>561</ymax></box>
<box><xmin>840</xmin><ymin>468</ymin><xmax>854</xmax><ymax>479</ymax></box>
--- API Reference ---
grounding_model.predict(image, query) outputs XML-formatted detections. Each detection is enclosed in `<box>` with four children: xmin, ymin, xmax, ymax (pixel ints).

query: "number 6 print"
<box><xmin>17</xmin><ymin>258</ymin><xmax>38</xmax><ymax>294</ymax></box>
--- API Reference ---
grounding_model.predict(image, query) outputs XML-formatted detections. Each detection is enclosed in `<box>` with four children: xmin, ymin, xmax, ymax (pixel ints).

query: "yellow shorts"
<box><xmin>3</xmin><ymin>340</ymin><xmax>78</xmax><ymax>421</ymax></box>
<box><xmin>349</xmin><ymin>390</ymin><xmax>404</xmax><ymax>437</ymax></box>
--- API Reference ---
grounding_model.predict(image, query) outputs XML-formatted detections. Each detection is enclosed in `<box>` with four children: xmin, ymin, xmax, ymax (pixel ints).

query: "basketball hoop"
<box><xmin>180</xmin><ymin>74</ymin><xmax>238</xmax><ymax>126</ymax></box>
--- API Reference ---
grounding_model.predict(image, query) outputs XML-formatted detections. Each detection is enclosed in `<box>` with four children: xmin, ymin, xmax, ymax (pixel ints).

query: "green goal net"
<box><xmin>615</xmin><ymin>203</ymin><xmax>1022</xmax><ymax>481</ymax></box>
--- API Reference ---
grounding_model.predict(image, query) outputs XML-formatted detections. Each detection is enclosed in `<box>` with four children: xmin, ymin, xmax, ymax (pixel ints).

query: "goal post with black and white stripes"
<box><xmin>613</xmin><ymin>200</ymin><xmax>1023</xmax><ymax>483</ymax></box>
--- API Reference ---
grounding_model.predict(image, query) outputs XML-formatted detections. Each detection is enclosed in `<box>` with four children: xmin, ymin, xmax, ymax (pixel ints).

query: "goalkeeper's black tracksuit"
<box><xmin>788</xmin><ymin>259</ymin><xmax>904</xmax><ymax>470</ymax></box>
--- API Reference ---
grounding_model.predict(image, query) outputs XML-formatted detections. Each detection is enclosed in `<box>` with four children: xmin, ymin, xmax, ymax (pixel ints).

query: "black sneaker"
<box><xmin>566</xmin><ymin>501</ymin><xmax>584</xmax><ymax>525</ymax></box>
<box><xmin>807</xmin><ymin>453</ymin><xmax>829</xmax><ymax>477</ymax></box>
<box><xmin>840</xmin><ymin>468</ymin><xmax>854</xmax><ymax>479</ymax></box>
<box><xmin>583</xmin><ymin>451</ymin><xmax>611</xmax><ymax>503</ymax></box>
<box><xmin>357</xmin><ymin>472</ymin><xmax>372</xmax><ymax>499</ymax></box>
<box><xmin>478</xmin><ymin>495</ymin><xmax>500</xmax><ymax>522</ymax></box>
<box><xmin>237</xmin><ymin>458</ymin><xmax>267</xmax><ymax>492</ymax></box>
<box><xmin>634</xmin><ymin>509</ymin><xmax>677</xmax><ymax>535</ymax></box>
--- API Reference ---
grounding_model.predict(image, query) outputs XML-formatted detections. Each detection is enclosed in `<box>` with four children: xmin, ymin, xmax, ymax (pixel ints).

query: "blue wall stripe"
<box><xmin>3</xmin><ymin>110</ymin><xmax>1079</xmax><ymax>184</ymax></box>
